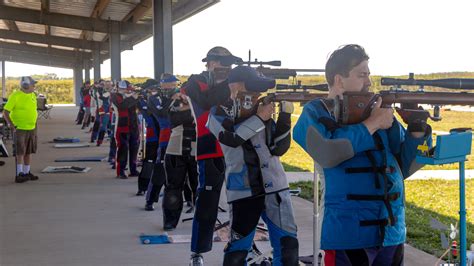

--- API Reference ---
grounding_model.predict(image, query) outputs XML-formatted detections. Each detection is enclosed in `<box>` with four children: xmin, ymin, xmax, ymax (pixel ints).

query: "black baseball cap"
<box><xmin>202</xmin><ymin>46</ymin><xmax>243</xmax><ymax>66</ymax></box>
<box><xmin>142</xmin><ymin>79</ymin><xmax>159</xmax><ymax>89</ymax></box>
<box><xmin>228</xmin><ymin>66</ymin><xmax>276</xmax><ymax>92</ymax></box>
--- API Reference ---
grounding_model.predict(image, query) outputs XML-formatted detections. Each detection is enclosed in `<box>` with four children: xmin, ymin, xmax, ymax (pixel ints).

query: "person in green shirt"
<box><xmin>3</xmin><ymin>76</ymin><xmax>40</xmax><ymax>183</ymax></box>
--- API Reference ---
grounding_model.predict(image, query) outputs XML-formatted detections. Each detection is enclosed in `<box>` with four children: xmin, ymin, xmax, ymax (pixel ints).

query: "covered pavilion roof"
<box><xmin>0</xmin><ymin>0</ymin><xmax>218</xmax><ymax>69</ymax></box>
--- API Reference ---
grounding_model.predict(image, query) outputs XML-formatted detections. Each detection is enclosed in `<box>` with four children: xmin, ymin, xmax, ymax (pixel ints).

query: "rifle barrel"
<box><xmin>380</xmin><ymin>91</ymin><xmax>474</xmax><ymax>105</ymax></box>
<box><xmin>381</xmin><ymin>77</ymin><xmax>474</xmax><ymax>90</ymax></box>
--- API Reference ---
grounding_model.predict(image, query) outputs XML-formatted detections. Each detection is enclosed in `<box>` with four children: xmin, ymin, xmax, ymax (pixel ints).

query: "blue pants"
<box><xmin>191</xmin><ymin>158</ymin><xmax>225</xmax><ymax>254</ymax></box>
<box><xmin>97</xmin><ymin>114</ymin><xmax>110</xmax><ymax>145</ymax></box>
<box><xmin>223</xmin><ymin>190</ymin><xmax>298</xmax><ymax>266</ymax></box>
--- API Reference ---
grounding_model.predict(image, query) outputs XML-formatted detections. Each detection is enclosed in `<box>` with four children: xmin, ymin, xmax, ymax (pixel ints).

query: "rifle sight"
<box><xmin>381</xmin><ymin>73</ymin><xmax>474</xmax><ymax>90</ymax></box>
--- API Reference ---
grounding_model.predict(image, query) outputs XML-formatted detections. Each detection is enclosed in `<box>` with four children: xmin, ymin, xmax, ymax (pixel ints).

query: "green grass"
<box><xmin>281</xmin><ymin>109</ymin><xmax>474</xmax><ymax>171</ymax></box>
<box><xmin>289</xmin><ymin>179</ymin><xmax>474</xmax><ymax>258</ymax></box>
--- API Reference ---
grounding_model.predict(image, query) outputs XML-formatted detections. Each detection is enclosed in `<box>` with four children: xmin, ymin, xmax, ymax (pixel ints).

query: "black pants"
<box><xmin>324</xmin><ymin>244</ymin><xmax>404</xmax><ymax>266</ymax></box>
<box><xmin>137</xmin><ymin>141</ymin><xmax>158</xmax><ymax>192</ymax></box>
<box><xmin>191</xmin><ymin>157</ymin><xmax>225</xmax><ymax>253</ymax></box>
<box><xmin>162</xmin><ymin>154</ymin><xmax>198</xmax><ymax>228</ymax></box>
<box><xmin>76</xmin><ymin>106</ymin><xmax>84</xmax><ymax>124</ymax></box>
<box><xmin>115</xmin><ymin>131</ymin><xmax>139</xmax><ymax>176</ymax></box>
<box><xmin>145</xmin><ymin>148</ymin><xmax>166</xmax><ymax>204</ymax></box>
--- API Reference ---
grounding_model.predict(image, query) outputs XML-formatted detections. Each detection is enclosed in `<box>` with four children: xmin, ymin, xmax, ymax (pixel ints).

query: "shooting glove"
<box><xmin>280</xmin><ymin>101</ymin><xmax>294</xmax><ymax>114</ymax></box>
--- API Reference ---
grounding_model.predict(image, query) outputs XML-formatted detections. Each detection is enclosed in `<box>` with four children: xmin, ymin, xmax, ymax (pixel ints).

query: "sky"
<box><xmin>3</xmin><ymin>0</ymin><xmax>474</xmax><ymax>78</ymax></box>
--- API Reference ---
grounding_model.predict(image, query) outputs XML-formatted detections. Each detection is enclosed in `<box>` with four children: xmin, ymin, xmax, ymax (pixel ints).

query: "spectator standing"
<box><xmin>3</xmin><ymin>76</ymin><xmax>40</xmax><ymax>183</ymax></box>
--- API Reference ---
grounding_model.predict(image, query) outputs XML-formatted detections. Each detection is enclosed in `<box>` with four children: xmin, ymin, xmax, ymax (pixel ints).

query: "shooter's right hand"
<box><xmin>363</xmin><ymin>97</ymin><xmax>394</xmax><ymax>134</ymax></box>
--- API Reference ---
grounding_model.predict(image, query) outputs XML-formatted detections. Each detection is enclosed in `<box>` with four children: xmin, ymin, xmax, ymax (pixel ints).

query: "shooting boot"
<box><xmin>15</xmin><ymin>173</ymin><xmax>29</xmax><ymax>183</ymax></box>
<box><xmin>25</xmin><ymin>172</ymin><xmax>39</xmax><ymax>181</ymax></box>
<box><xmin>144</xmin><ymin>203</ymin><xmax>154</xmax><ymax>211</ymax></box>
<box><xmin>190</xmin><ymin>253</ymin><xmax>203</xmax><ymax>266</ymax></box>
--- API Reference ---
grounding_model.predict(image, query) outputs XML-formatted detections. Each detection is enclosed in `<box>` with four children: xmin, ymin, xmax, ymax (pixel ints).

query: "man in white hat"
<box><xmin>3</xmin><ymin>76</ymin><xmax>40</xmax><ymax>183</ymax></box>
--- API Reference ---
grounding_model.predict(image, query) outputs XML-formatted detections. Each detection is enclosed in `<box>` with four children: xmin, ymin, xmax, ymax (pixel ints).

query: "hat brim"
<box><xmin>202</xmin><ymin>55</ymin><xmax>243</xmax><ymax>65</ymax></box>
<box><xmin>160</xmin><ymin>76</ymin><xmax>180</xmax><ymax>83</ymax></box>
<box><xmin>245</xmin><ymin>77</ymin><xmax>276</xmax><ymax>93</ymax></box>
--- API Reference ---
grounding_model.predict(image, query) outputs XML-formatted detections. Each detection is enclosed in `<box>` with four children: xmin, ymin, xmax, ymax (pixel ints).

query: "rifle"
<box><xmin>330</xmin><ymin>74</ymin><xmax>474</xmax><ymax>125</ymax></box>
<box><xmin>263</xmin><ymin>83</ymin><xmax>328</xmax><ymax>104</ymax></box>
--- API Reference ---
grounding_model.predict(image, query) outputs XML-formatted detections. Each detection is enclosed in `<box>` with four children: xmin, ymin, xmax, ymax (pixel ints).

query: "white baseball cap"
<box><xmin>20</xmin><ymin>76</ymin><xmax>37</xmax><ymax>87</ymax></box>
<box><xmin>118</xmin><ymin>80</ymin><xmax>131</xmax><ymax>89</ymax></box>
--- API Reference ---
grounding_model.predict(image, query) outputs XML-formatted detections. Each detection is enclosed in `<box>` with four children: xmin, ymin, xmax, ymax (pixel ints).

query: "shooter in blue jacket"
<box><xmin>293</xmin><ymin>44</ymin><xmax>432</xmax><ymax>265</ymax></box>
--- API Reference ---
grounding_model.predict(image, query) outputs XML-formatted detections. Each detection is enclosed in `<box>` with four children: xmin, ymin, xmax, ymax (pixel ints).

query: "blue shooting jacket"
<box><xmin>293</xmin><ymin>99</ymin><xmax>431</xmax><ymax>250</ymax></box>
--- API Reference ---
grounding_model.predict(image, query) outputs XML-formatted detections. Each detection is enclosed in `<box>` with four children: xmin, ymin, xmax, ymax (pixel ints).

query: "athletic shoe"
<box><xmin>128</xmin><ymin>172</ymin><xmax>139</xmax><ymax>177</ymax></box>
<box><xmin>25</xmin><ymin>172</ymin><xmax>39</xmax><ymax>181</ymax></box>
<box><xmin>15</xmin><ymin>173</ymin><xmax>29</xmax><ymax>183</ymax></box>
<box><xmin>163</xmin><ymin>223</ymin><xmax>176</xmax><ymax>231</ymax></box>
<box><xmin>136</xmin><ymin>191</ymin><xmax>145</xmax><ymax>196</ymax></box>
<box><xmin>190</xmin><ymin>253</ymin><xmax>203</xmax><ymax>266</ymax></box>
<box><xmin>144</xmin><ymin>203</ymin><xmax>154</xmax><ymax>211</ymax></box>
<box><xmin>116</xmin><ymin>174</ymin><xmax>128</xmax><ymax>179</ymax></box>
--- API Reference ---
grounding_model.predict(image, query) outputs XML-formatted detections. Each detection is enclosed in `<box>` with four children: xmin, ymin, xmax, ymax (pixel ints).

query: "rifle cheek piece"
<box><xmin>305</xmin><ymin>126</ymin><xmax>355</xmax><ymax>168</ymax></box>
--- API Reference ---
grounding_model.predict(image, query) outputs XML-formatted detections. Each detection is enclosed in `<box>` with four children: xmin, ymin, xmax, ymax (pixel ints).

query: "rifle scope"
<box><xmin>237</xmin><ymin>60</ymin><xmax>282</xmax><ymax>67</ymax></box>
<box><xmin>381</xmin><ymin>74</ymin><xmax>474</xmax><ymax>90</ymax></box>
<box><xmin>276</xmin><ymin>83</ymin><xmax>329</xmax><ymax>91</ymax></box>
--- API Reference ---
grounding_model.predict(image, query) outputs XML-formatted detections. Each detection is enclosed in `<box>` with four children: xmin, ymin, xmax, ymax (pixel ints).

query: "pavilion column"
<box><xmin>84</xmin><ymin>60</ymin><xmax>90</xmax><ymax>83</ymax></box>
<box><xmin>73</xmin><ymin>66</ymin><xmax>83</xmax><ymax>106</ymax></box>
<box><xmin>93</xmin><ymin>43</ymin><xmax>101</xmax><ymax>82</ymax></box>
<box><xmin>1</xmin><ymin>60</ymin><xmax>5</xmax><ymax>103</ymax></box>
<box><xmin>153</xmin><ymin>0</ymin><xmax>173</xmax><ymax>79</ymax></box>
<box><xmin>109</xmin><ymin>21</ymin><xmax>121</xmax><ymax>82</ymax></box>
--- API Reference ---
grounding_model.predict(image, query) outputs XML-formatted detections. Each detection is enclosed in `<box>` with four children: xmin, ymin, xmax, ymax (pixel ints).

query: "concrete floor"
<box><xmin>0</xmin><ymin>106</ymin><xmax>442</xmax><ymax>265</ymax></box>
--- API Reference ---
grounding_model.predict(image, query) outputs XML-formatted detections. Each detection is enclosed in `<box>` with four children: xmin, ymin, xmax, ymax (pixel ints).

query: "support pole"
<box><xmin>84</xmin><ymin>60</ymin><xmax>91</xmax><ymax>83</ymax></box>
<box><xmin>109</xmin><ymin>21</ymin><xmax>121</xmax><ymax>83</ymax></box>
<box><xmin>93</xmin><ymin>44</ymin><xmax>101</xmax><ymax>82</ymax></box>
<box><xmin>73</xmin><ymin>67</ymin><xmax>83</xmax><ymax>106</ymax></box>
<box><xmin>313</xmin><ymin>163</ymin><xmax>323</xmax><ymax>265</ymax></box>
<box><xmin>1</xmin><ymin>60</ymin><xmax>5</xmax><ymax>103</ymax></box>
<box><xmin>459</xmin><ymin>160</ymin><xmax>467</xmax><ymax>266</ymax></box>
<box><xmin>153</xmin><ymin>0</ymin><xmax>173</xmax><ymax>79</ymax></box>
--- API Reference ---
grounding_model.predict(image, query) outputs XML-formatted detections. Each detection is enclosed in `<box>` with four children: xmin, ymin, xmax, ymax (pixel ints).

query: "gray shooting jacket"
<box><xmin>207</xmin><ymin>105</ymin><xmax>292</xmax><ymax>202</ymax></box>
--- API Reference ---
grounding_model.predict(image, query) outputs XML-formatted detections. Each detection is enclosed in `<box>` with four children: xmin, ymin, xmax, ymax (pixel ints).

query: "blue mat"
<box><xmin>55</xmin><ymin>156</ymin><xmax>105</xmax><ymax>162</ymax></box>
<box><xmin>53</xmin><ymin>137</ymin><xmax>80</xmax><ymax>143</ymax></box>
<box><xmin>139</xmin><ymin>234</ymin><xmax>170</xmax><ymax>244</ymax></box>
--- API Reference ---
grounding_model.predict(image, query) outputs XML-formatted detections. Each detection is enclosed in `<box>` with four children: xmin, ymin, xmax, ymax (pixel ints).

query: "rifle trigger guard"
<box><xmin>362</xmin><ymin>94</ymin><xmax>380</xmax><ymax>120</ymax></box>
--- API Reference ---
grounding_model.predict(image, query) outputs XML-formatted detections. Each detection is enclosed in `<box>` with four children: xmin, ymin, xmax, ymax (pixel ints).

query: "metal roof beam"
<box><xmin>0</xmin><ymin>55</ymin><xmax>73</xmax><ymax>69</ymax></box>
<box><xmin>80</xmin><ymin>0</ymin><xmax>111</xmax><ymax>41</ymax></box>
<box><xmin>0</xmin><ymin>48</ymin><xmax>82</xmax><ymax>68</ymax></box>
<box><xmin>0</xmin><ymin>4</ymin><xmax>151</xmax><ymax>34</ymax></box>
<box><xmin>1</xmin><ymin>0</ymin><xmax>27</xmax><ymax>45</ymax></box>
<box><xmin>0</xmin><ymin>29</ymin><xmax>132</xmax><ymax>51</ymax></box>
<box><xmin>99</xmin><ymin>0</ymin><xmax>219</xmax><ymax>62</ymax></box>
<box><xmin>0</xmin><ymin>41</ymin><xmax>92</xmax><ymax>60</ymax></box>
<box><xmin>41</xmin><ymin>0</ymin><xmax>51</xmax><ymax>47</ymax></box>
<box><xmin>172</xmin><ymin>0</ymin><xmax>219</xmax><ymax>24</ymax></box>
<box><xmin>123</xmin><ymin>0</ymin><xmax>152</xmax><ymax>23</ymax></box>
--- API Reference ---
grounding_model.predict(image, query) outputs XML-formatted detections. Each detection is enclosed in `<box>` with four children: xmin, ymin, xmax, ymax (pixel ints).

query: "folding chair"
<box><xmin>37</xmin><ymin>96</ymin><xmax>53</xmax><ymax>119</ymax></box>
<box><xmin>0</xmin><ymin>101</ymin><xmax>12</xmax><ymax>140</ymax></box>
